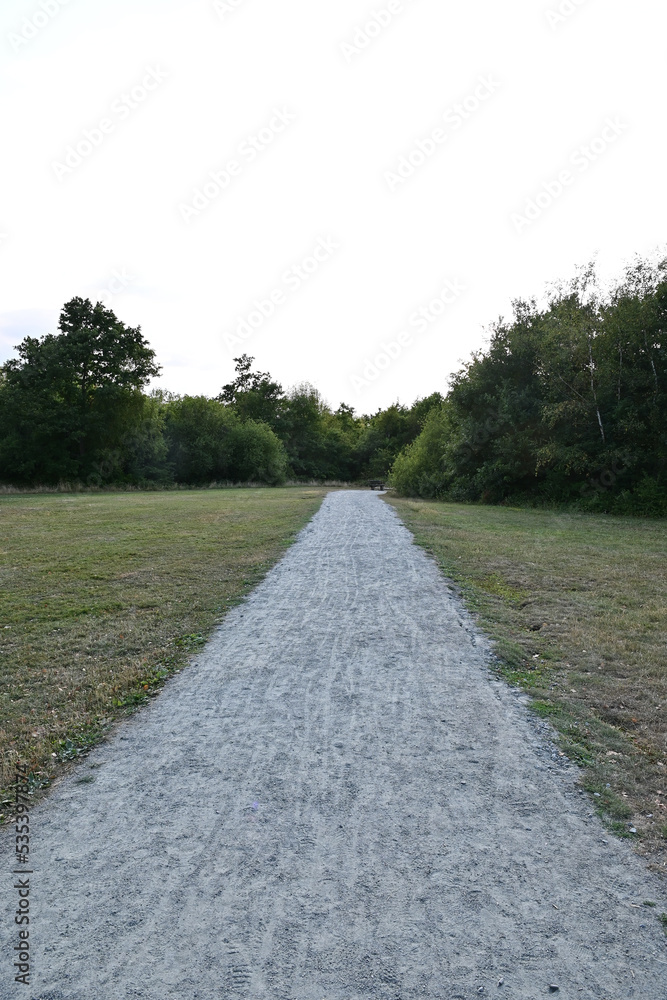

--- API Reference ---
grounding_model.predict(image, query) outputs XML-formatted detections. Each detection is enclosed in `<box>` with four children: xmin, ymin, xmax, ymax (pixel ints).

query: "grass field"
<box><xmin>0</xmin><ymin>487</ymin><xmax>329</xmax><ymax>811</ymax></box>
<box><xmin>386</xmin><ymin>495</ymin><xmax>667</xmax><ymax>872</ymax></box>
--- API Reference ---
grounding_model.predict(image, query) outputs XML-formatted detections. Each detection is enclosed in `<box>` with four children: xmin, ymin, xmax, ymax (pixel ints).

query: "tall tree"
<box><xmin>390</xmin><ymin>257</ymin><xmax>667</xmax><ymax>513</ymax></box>
<box><xmin>218</xmin><ymin>354</ymin><xmax>284</xmax><ymax>427</ymax></box>
<box><xmin>0</xmin><ymin>298</ymin><xmax>160</xmax><ymax>483</ymax></box>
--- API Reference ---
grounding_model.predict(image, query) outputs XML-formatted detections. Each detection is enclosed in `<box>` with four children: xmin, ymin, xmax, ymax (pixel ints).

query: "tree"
<box><xmin>353</xmin><ymin>396</ymin><xmax>444</xmax><ymax>480</ymax></box>
<box><xmin>390</xmin><ymin>257</ymin><xmax>667</xmax><ymax>512</ymax></box>
<box><xmin>391</xmin><ymin>402</ymin><xmax>454</xmax><ymax>498</ymax></box>
<box><xmin>218</xmin><ymin>355</ymin><xmax>284</xmax><ymax>427</ymax></box>
<box><xmin>220</xmin><ymin>359</ymin><xmax>367</xmax><ymax>481</ymax></box>
<box><xmin>278</xmin><ymin>383</ymin><xmax>333</xmax><ymax>478</ymax></box>
<box><xmin>0</xmin><ymin>298</ymin><xmax>160</xmax><ymax>484</ymax></box>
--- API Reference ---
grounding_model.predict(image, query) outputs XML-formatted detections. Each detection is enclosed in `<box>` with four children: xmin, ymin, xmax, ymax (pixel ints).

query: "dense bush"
<box><xmin>390</xmin><ymin>404</ymin><xmax>453</xmax><ymax>498</ymax></box>
<box><xmin>163</xmin><ymin>396</ymin><xmax>287</xmax><ymax>486</ymax></box>
<box><xmin>390</xmin><ymin>258</ymin><xmax>667</xmax><ymax>515</ymax></box>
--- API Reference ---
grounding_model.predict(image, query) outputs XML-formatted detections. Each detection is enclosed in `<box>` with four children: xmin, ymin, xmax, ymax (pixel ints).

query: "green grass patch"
<box><xmin>0</xmin><ymin>487</ymin><xmax>329</xmax><ymax>811</ymax></box>
<box><xmin>386</xmin><ymin>495</ymin><xmax>667</xmax><ymax>872</ymax></box>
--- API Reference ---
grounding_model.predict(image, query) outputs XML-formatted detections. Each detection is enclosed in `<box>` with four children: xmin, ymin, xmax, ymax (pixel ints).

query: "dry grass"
<box><xmin>386</xmin><ymin>496</ymin><xmax>667</xmax><ymax>873</ymax></box>
<box><xmin>0</xmin><ymin>487</ymin><xmax>328</xmax><ymax>811</ymax></box>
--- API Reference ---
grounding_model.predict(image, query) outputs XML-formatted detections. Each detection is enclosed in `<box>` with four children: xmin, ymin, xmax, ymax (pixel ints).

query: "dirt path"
<box><xmin>2</xmin><ymin>491</ymin><xmax>666</xmax><ymax>999</ymax></box>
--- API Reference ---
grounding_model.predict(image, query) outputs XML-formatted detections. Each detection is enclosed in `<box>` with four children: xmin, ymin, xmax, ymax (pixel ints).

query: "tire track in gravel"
<box><xmin>1</xmin><ymin>490</ymin><xmax>665</xmax><ymax>999</ymax></box>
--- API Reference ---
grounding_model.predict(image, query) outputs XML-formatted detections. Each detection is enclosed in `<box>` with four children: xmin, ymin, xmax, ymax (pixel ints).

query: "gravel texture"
<box><xmin>2</xmin><ymin>490</ymin><xmax>666</xmax><ymax>999</ymax></box>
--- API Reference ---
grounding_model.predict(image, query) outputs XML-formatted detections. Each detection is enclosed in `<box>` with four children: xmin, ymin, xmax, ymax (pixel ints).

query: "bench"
<box><xmin>368</xmin><ymin>480</ymin><xmax>385</xmax><ymax>491</ymax></box>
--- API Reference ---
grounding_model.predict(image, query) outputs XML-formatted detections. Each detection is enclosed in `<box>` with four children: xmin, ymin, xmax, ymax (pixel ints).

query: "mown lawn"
<box><xmin>0</xmin><ymin>488</ymin><xmax>328</xmax><ymax>811</ymax></box>
<box><xmin>386</xmin><ymin>495</ymin><xmax>667</xmax><ymax>872</ymax></box>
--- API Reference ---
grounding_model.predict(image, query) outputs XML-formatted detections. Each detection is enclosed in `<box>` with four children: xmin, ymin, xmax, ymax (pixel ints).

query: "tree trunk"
<box><xmin>588</xmin><ymin>335</ymin><xmax>605</xmax><ymax>445</ymax></box>
<box><xmin>643</xmin><ymin>330</ymin><xmax>659</xmax><ymax>399</ymax></box>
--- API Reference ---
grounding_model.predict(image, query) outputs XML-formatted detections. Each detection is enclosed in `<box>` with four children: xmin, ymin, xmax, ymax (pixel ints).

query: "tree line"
<box><xmin>392</xmin><ymin>258</ymin><xmax>667</xmax><ymax>515</ymax></box>
<box><xmin>1</xmin><ymin>255</ymin><xmax>665</xmax><ymax>516</ymax></box>
<box><xmin>0</xmin><ymin>298</ymin><xmax>442</xmax><ymax>487</ymax></box>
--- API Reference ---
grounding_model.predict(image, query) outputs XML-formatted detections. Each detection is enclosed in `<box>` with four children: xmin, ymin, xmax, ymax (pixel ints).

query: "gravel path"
<box><xmin>2</xmin><ymin>490</ymin><xmax>666</xmax><ymax>999</ymax></box>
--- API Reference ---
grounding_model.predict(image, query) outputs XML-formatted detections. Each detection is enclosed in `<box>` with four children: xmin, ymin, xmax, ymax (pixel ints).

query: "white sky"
<box><xmin>1</xmin><ymin>0</ymin><xmax>665</xmax><ymax>414</ymax></box>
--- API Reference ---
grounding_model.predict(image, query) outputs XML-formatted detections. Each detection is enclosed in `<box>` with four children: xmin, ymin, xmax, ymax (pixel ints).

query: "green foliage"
<box><xmin>229</xmin><ymin>418</ymin><xmax>288</xmax><ymax>485</ymax></box>
<box><xmin>277</xmin><ymin>383</ymin><xmax>335</xmax><ymax>478</ymax></box>
<box><xmin>391</xmin><ymin>402</ymin><xmax>454</xmax><ymax>497</ymax></box>
<box><xmin>215</xmin><ymin>357</ymin><xmax>440</xmax><ymax>482</ymax></box>
<box><xmin>118</xmin><ymin>391</ymin><xmax>170</xmax><ymax>484</ymax></box>
<box><xmin>218</xmin><ymin>353</ymin><xmax>283</xmax><ymax>426</ymax></box>
<box><xmin>163</xmin><ymin>395</ymin><xmax>287</xmax><ymax>485</ymax></box>
<box><xmin>6</xmin><ymin>257</ymin><xmax>664</xmax><ymax>507</ymax></box>
<box><xmin>354</xmin><ymin>394</ymin><xmax>445</xmax><ymax>480</ymax></box>
<box><xmin>0</xmin><ymin>298</ymin><xmax>160</xmax><ymax>485</ymax></box>
<box><xmin>0</xmin><ymin>310</ymin><xmax>443</xmax><ymax>488</ymax></box>
<box><xmin>390</xmin><ymin>258</ymin><xmax>667</xmax><ymax>513</ymax></box>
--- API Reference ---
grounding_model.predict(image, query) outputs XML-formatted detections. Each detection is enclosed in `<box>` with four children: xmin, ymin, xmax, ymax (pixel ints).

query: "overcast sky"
<box><xmin>1</xmin><ymin>0</ymin><xmax>665</xmax><ymax>413</ymax></box>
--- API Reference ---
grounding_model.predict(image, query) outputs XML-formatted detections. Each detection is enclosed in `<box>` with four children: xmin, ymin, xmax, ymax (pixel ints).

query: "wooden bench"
<box><xmin>368</xmin><ymin>480</ymin><xmax>385</xmax><ymax>491</ymax></box>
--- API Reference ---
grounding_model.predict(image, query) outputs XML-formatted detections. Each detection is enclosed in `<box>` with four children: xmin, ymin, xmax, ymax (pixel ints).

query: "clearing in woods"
<box><xmin>0</xmin><ymin>490</ymin><xmax>665</xmax><ymax>998</ymax></box>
